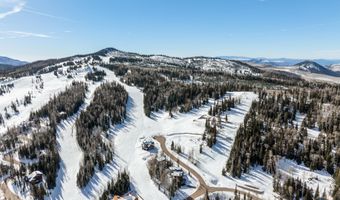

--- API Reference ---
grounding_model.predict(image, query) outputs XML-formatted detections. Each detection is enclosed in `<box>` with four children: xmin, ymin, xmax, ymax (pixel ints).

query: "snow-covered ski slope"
<box><xmin>0</xmin><ymin>66</ymin><xmax>92</xmax><ymax>135</ymax></box>
<box><xmin>0</xmin><ymin>63</ymin><xmax>336</xmax><ymax>200</ymax></box>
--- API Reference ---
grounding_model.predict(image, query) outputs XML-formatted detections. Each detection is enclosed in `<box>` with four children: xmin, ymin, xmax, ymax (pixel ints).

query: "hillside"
<box><xmin>0</xmin><ymin>56</ymin><xmax>27</xmax><ymax>71</ymax></box>
<box><xmin>330</xmin><ymin>64</ymin><xmax>340</xmax><ymax>73</ymax></box>
<box><xmin>220</xmin><ymin>56</ymin><xmax>340</xmax><ymax>67</ymax></box>
<box><xmin>0</xmin><ymin>48</ymin><xmax>339</xmax><ymax>200</ymax></box>
<box><xmin>0</xmin><ymin>56</ymin><xmax>27</xmax><ymax>66</ymax></box>
<box><xmin>1</xmin><ymin>48</ymin><xmax>264</xmax><ymax>79</ymax></box>
<box><xmin>294</xmin><ymin>60</ymin><xmax>339</xmax><ymax>76</ymax></box>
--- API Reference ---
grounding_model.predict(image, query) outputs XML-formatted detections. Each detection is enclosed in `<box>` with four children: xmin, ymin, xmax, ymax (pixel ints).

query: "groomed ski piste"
<box><xmin>0</xmin><ymin>63</ymin><xmax>336</xmax><ymax>200</ymax></box>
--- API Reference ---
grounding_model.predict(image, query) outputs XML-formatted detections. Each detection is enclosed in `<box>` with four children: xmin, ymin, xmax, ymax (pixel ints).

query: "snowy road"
<box><xmin>154</xmin><ymin>135</ymin><xmax>263</xmax><ymax>200</ymax></box>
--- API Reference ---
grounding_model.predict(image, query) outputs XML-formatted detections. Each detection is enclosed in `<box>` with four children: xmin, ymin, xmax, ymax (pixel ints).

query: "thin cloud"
<box><xmin>0</xmin><ymin>31</ymin><xmax>52</xmax><ymax>39</ymax></box>
<box><xmin>23</xmin><ymin>7</ymin><xmax>76</xmax><ymax>22</ymax></box>
<box><xmin>0</xmin><ymin>0</ymin><xmax>25</xmax><ymax>19</ymax></box>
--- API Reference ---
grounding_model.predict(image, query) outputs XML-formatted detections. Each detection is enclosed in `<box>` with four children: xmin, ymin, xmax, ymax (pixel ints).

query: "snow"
<box><xmin>269</xmin><ymin>66</ymin><xmax>340</xmax><ymax>83</ymax></box>
<box><xmin>107</xmin><ymin>71</ymin><xmax>168</xmax><ymax>200</ymax></box>
<box><xmin>7</xmin><ymin>179</ymin><xmax>33</xmax><ymax>200</ymax></box>
<box><xmin>0</xmin><ymin>66</ymin><xmax>92</xmax><ymax>135</ymax></box>
<box><xmin>294</xmin><ymin>112</ymin><xmax>321</xmax><ymax>139</ymax></box>
<box><xmin>173</xmin><ymin>171</ymin><xmax>198</xmax><ymax>199</ymax></box>
<box><xmin>0</xmin><ymin>61</ymin><xmax>336</xmax><ymax>200</ymax></box>
<box><xmin>277</xmin><ymin>158</ymin><xmax>334</xmax><ymax>198</ymax></box>
<box><xmin>199</xmin><ymin>192</ymin><xmax>235</xmax><ymax>200</ymax></box>
<box><xmin>330</xmin><ymin>64</ymin><xmax>340</xmax><ymax>72</ymax></box>
<box><xmin>163</xmin><ymin>92</ymin><xmax>258</xmax><ymax>186</ymax></box>
<box><xmin>0</xmin><ymin>65</ymin><xmax>127</xmax><ymax>200</ymax></box>
<box><xmin>149</xmin><ymin>55</ymin><xmax>185</xmax><ymax>66</ymax></box>
<box><xmin>49</xmin><ymin>81</ymin><xmax>98</xmax><ymax>199</ymax></box>
<box><xmin>108</xmin><ymin>77</ymin><xmax>261</xmax><ymax>199</ymax></box>
<box><xmin>13</xmin><ymin>152</ymin><xmax>39</xmax><ymax>165</ymax></box>
<box><xmin>0</xmin><ymin>188</ymin><xmax>4</xmax><ymax>200</ymax></box>
<box><xmin>99</xmin><ymin>48</ymin><xmax>259</xmax><ymax>76</ymax></box>
<box><xmin>73</xmin><ymin>67</ymin><xmax>276</xmax><ymax>200</ymax></box>
<box><xmin>49</xmin><ymin>66</ymin><xmax>126</xmax><ymax>200</ymax></box>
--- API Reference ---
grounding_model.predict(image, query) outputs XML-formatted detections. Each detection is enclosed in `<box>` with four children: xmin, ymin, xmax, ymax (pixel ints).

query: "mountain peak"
<box><xmin>294</xmin><ymin>60</ymin><xmax>323</xmax><ymax>68</ymax></box>
<box><xmin>94</xmin><ymin>47</ymin><xmax>120</xmax><ymax>56</ymax></box>
<box><xmin>294</xmin><ymin>60</ymin><xmax>339</xmax><ymax>76</ymax></box>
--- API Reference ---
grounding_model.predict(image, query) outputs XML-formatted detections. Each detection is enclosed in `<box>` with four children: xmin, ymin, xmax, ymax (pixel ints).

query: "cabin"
<box><xmin>169</xmin><ymin>166</ymin><xmax>185</xmax><ymax>185</ymax></box>
<box><xmin>26</xmin><ymin>171</ymin><xmax>43</xmax><ymax>184</ymax></box>
<box><xmin>113</xmin><ymin>192</ymin><xmax>139</xmax><ymax>200</ymax></box>
<box><xmin>169</xmin><ymin>166</ymin><xmax>183</xmax><ymax>177</ymax></box>
<box><xmin>142</xmin><ymin>140</ymin><xmax>155</xmax><ymax>151</ymax></box>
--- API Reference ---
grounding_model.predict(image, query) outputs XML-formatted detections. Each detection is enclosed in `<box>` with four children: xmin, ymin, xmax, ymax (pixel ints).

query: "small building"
<box><xmin>169</xmin><ymin>166</ymin><xmax>182</xmax><ymax>172</ymax></box>
<box><xmin>58</xmin><ymin>111</ymin><xmax>68</xmax><ymax>119</ymax></box>
<box><xmin>113</xmin><ymin>192</ymin><xmax>139</xmax><ymax>200</ymax></box>
<box><xmin>156</xmin><ymin>156</ymin><xmax>166</xmax><ymax>162</ymax></box>
<box><xmin>39</xmin><ymin>150</ymin><xmax>48</xmax><ymax>158</ymax></box>
<box><xmin>169</xmin><ymin>166</ymin><xmax>185</xmax><ymax>185</ymax></box>
<box><xmin>142</xmin><ymin>140</ymin><xmax>155</xmax><ymax>151</ymax></box>
<box><xmin>26</xmin><ymin>171</ymin><xmax>43</xmax><ymax>184</ymax></box>
<box><xmin>170</xmin><ymin>171</ymin><xmax>184</xmax><ymax>177</ymax></box>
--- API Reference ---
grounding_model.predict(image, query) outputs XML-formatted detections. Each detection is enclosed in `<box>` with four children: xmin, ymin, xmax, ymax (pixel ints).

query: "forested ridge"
<box><xmin>225</xmin><ymin>87</ymin><xmax>340</xmax><ymax>198</ymax></box>
<box><xmin>76</xmin><ymin>81</ymin><xmax>128</xmax><ymax>188</ymax></box>
<box><xmin>0</xmin><ymin>81</ymin><xmax>87</xmax><ymax>199</ymax></box>
<box><xmin>103</xmin><ymin>62</ymin><xmax>340</xmax><ymax>199</ymax></box>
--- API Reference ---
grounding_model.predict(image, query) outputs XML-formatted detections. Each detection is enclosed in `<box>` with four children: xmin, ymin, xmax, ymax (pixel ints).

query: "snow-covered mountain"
<box><xmin>0</xmin><ymin>56</ymin><xmax>27</xmax><ymax>66</ymax></box>
<box><xmin>0</xmin><ymin>48</ymin><xmax>338</xmax><ymax>200</ymax></box>
<box><xmin>95</xmin><ymin>48</ymin><xmax>262</xmax><ymax>75</ymax></box>
<box><xmin>294</xmin><ymin>60</ymin><xmax>339</xmax><ymax>76</ymax></box>
<box><xmin>220</xmin><ymin>56</ymin><xmax>340</xmax><ymax>67</ymax></box>
<box><xmin>5</xmin><ymin>48</ymin><xmax>340</xmax><ymax>84</ymax></box>
<box><xmin>330</xmin><ymin>64</ymin><xmax>340</xmax><ymax>72</ymax></box>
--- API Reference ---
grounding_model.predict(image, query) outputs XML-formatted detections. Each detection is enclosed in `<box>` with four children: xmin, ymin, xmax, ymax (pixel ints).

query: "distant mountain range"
<box><xmin>220</xmin><ymin>56</ymin><xmax>340</xmax><ymax>67</ymax></box>
<box><xmin>1</xmin><ymin>50</ymin><xmax>340</xmax><ymax>80</ymax></box>
<box><xmin>0</xmin><ymin>56</ymin><xmax>27</xmax><ymax>70</ymax></box>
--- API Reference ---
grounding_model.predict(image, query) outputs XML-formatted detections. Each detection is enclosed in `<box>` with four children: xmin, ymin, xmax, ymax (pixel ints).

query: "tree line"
<box><xmin>19</xmin><ymin>81</ymin><xmax>87</xmax><ymax>191</ymax></box>
<box><xmin>0</xmin><ymin>81</ymin><xmax>87</xmax><ymax>199</ymax></box>
<box><xmin>76</xmin><ymin>81</ymin><xmax>128</xmax><ymax>188</ymax></box>
<box><xmin>224</xmin><ymin>88</ymin><xmax>339</xmax><ymax>199</ymax></box>
<box><xmin>99</xmin><ymin>170</ymin><xmax>130</xmax><ymax>200</ymax></box>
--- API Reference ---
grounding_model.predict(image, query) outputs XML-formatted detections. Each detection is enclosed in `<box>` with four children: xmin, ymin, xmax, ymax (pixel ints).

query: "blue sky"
<box><xmin>0</xmin><ymin>0</ymin><xmax>340</xmax><ymax>61</ymax></box>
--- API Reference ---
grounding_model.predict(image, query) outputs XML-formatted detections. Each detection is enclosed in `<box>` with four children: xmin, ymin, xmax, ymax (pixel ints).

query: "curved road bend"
<box><xmin>154</xmin><ymin>135</ymin><xmax>262</xmax><ymax>200</ymax></box>
<box><xmin>0</xmin><ymin>182</ymin><xmax>20</xmax><ymax>200</ymax></box>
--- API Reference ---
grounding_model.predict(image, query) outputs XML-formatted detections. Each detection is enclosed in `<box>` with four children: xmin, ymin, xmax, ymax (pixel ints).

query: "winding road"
<box><xmin>0</xmin><ymin>181</ymin><xmax>20</xmax><ymax>200</ymax></box>
<box><xmin>154</xmin><ymin>135</ymin><xmax>262</xmax><ymax>200</ymax></box>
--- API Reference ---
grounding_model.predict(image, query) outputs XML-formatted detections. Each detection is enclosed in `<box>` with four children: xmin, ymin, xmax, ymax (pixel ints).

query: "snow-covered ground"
<box><xmin>0</xmin><ymin>66</ymin><xmax>92</xmax><ymax>135</ymax></box>
<box><xmin>0</xmin><ymin>65</ymin><xmax>126</xmax><ymax>200</ymax></box>
<box><xmin>107</xmin><ymin>75</ymin><xmax>264</xmax><ymax>199</ymax></box>
<box><xmin>277</xmin><ymin>158</ymin><xmax>335</xmax><ymax>198</ymax></box>
<box><xmin>269</xmin><ymin>67</ymin><xmax>340</xmax><ymax>84</ymax></box>
<box><xmin>82</xmin><ymin>67</ymin><xmax>279</xmax><ymax>199</ymax></box>
<box><xmin>0</xmin><ymin>188</ymin><xmax>4</xmax><ymax>200</ymax></box>
<box><xmin>0</xmin><ymin>63</ymin><xmax>336</xmax><ymax>200</ymax></box>
<box><xmin>294</xmin><ymin>112</ymin><xmax>321</xmax><ymax>139</ymax></box>
<box><xmin>278</xmin><ymin>113</ymin><xmax>334</xmax><ymax>198</ymax></box>
<box><xmin>7</xmin><ymin>179</ymin><xmax>32</xmax><ymax>200</ymax></box>
<box><xmin>106</xmin><ymin>68</ymin><xmax>169</xmax><ymax>199</ymax></box>
<box><xmin>49</xmin><ymin>76</ymin><xmax>108</xmax><ymax>200</ymax></box>
<box><xmin>164</xmin><ymin>92</ymin><xmax>258</xmax><ymax>187</ymax></box>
